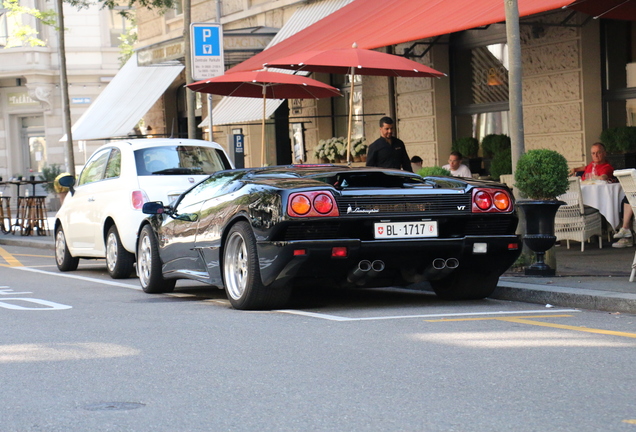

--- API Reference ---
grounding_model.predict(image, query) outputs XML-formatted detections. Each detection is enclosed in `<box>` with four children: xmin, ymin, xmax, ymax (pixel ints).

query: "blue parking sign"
<box><xmin>193</xmin><ymin>26</ymin><xmax>221</xmax><ymax>56</ymax></box>
<box><xmin>191</xmin><ymin>23</ymin><xmax>224</xmax><ymax>81</ymax></box>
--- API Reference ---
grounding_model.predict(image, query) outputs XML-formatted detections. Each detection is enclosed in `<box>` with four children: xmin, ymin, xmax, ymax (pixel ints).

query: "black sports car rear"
<box><xmin>137</xmin><ymin>165</ymin><xmax>521</xmax><ymax>309</ymax></box>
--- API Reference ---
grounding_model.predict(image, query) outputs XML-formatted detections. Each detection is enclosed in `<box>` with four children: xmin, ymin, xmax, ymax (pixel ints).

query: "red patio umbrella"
<box><xmin>264</xmin><ymin>43</ymin><xmax>446</xmax><ymax>163</ymax></box>
<box><xmin>565</xmin><ymin>0</ymin><xmax>636</xmax><ymax>20</ymax></box>
<box><xmin>187</xmin><ymin>70</ymin><xmax>341</xmax><ymax>166</ymax></box>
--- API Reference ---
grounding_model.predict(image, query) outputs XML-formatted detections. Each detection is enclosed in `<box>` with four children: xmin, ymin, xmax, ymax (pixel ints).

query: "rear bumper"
<box><xmin>257</xmin><ymin>235</ymin><xmax>522</xmax><ymax>287</ymax></box>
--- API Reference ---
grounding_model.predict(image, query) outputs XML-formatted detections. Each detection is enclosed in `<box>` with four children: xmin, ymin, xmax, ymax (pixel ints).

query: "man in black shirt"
<box><xmin>365</xmin><ymin>117</ymin><xmax>412</xmax><ymax>172</ymax></box>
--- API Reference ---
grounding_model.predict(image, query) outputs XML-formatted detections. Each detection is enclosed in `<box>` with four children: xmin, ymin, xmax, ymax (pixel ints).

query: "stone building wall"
<box><xmin>520</xmin><ymin>13</ymin><xmax>600</xmax><ymax>168</ymax></box>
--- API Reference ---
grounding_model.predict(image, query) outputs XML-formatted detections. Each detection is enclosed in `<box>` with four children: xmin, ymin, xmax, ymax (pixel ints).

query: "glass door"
<box><xmin>20</xmin><ymin>116</ymin><xmax>46</xmax><ymax>175</ymax></box>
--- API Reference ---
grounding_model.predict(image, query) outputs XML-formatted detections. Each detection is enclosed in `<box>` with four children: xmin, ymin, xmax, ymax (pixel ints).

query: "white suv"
<box><xmin>54</xmin><ymin>138</ymin><xmax>234</xmax><ymax>278</ymax></box>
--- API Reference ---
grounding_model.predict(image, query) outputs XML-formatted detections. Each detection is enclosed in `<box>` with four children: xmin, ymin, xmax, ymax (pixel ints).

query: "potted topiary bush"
<box><xmin>452</xmin><ymin>137</ymin><xmax>480</xmax><ymax>174</ymax></box>
<box><xmin>601</xmin><ymin>126</ymin><xmax>636</xmax><ymax>169</ymax></box>
<box><xmin>514</xmin><ymin>149</ymin><xmax>569</xmax><ymax>276</ymax></box>
<box><xmin>481</xmin><ymin>134</ymin><xmax>511</xmax><ymax>177</ymax></box>
<box><xmin>489</xmin><ymin>147</ymin><xmax>512</xmax><ymax>181</ymax></box>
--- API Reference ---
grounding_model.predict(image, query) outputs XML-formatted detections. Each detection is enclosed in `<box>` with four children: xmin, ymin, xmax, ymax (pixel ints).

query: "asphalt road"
<box><xmin>1</xmin><ymin>244</ymin><xmax>635</xmax><ymax>432</ymax></box>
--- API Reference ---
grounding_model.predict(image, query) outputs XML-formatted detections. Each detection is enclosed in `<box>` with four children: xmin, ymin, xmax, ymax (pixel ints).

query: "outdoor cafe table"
<box><xmin>580</xmin><ymin>181</ymin><xmax>625</xmax><ymax>229</ymax></box>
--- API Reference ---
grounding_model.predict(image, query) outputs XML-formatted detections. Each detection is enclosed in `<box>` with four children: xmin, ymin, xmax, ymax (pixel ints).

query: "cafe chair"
<box><xmin>554</xmin><ymin>176</ymin><xmax>603</xmax><ymax>252</ymax></box>
<box><xmin>613</xmin><ymin>168</ymin><xmax>636</xmax><ymax>281</ymax></box>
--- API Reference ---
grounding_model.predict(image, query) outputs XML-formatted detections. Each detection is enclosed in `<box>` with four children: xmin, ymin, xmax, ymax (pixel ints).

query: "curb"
<box><xmin>492</xmin><ymin>280</ymin><xmax>636</xmax><ymax>314</ymax></box>
<box><xmin>0</xmin><ymin>237</ymin><xmax>55</xmax><ymax>251</ymax></box>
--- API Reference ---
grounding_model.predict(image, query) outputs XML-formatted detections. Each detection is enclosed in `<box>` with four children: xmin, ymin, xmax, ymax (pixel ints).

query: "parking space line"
<box><xmin>277</xmin><ymin>309</ymin><xmax>579</xmax><ymax>322</ymax></box>
<box><xmin>13</xmin><ymin>267</ymin><xmax>141</xmax><ymax>290</ymax></box>
<box><xmin>425</xmin><ymin>314</ymin><xmax>574</xmax><ymax>322</ymax></box>
<box><xmin>0</xmin><ymin>247</ymin><xmax>23</xmax><ymax>267</ymax></box>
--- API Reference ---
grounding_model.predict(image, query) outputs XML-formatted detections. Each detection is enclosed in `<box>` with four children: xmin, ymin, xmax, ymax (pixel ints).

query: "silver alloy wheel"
<box><xmin>137</xmin><ymin>232</ymin><xmax>152</xmax><ymax>287</ymax></box>
<box><xmin>224</xmin><ymin>231</ymin><xmax>249</xmax><ymax>300</ymax></box>
<box><xmin>55</xmin><ymin>229</ymin><xmax>67</xmax><ymax>266</ymax></box>
<box><xmin>106</xmin><ymin>231</ymin><xmax>119</xmax><ymax>273</ymax></box>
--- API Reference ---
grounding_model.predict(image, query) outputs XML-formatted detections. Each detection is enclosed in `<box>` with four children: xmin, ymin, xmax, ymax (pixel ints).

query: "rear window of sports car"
<box><xmin>134</xmin><ymin>146</ymin><xmax>230</xmax><ymax>176</ymax></box>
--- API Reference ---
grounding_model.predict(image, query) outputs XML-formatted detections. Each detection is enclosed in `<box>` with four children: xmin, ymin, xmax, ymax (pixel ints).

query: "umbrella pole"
<box><xmin>346</xmin><ymin>67</ymin><xmax>355</xmax><ymax>166</ymax></box>
<box><xmin>261</xmin><ymin>88</ymin><xmax>266</xmax><ymax>166</ymax></box>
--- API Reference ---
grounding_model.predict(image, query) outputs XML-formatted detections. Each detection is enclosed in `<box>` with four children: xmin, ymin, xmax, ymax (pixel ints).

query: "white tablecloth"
<box><xmin>580</xmin><ymin>182</ymin><xmax>625</xmax><ymax>228</ymax></box>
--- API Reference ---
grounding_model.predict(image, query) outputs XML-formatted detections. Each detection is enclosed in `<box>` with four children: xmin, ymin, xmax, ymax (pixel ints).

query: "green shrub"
<box><xmin>451</xmin><ymin>137</ymin><xmax>479</xmax><ymax>158</ymax></box>
<box><xmin>39</xmin><ymin>164</ymin><xmax>63</xmax><ymax>194</ymax></box>
<box><xmin>600</xmin><ymin>127</ymin><xmax>636</xmax><ymax>154</ymax></box>
<box><xmin>515</xmin><ymin>149</ymin><xmax>569</xmax><ymax>200</ymax></box>
<box><xmin>417</xmin><ymin>166</ymin><xmax>452</xmax><ymax>177</ymax></box>
<box><xmin>481</xmin><ymin>134</ymin><xmax>511</xmax><ymax>158</ymax></box>
<box><xmin>489</xmin><ymin>148</ymin><xmax>512</xmax><ymax>181</ymax></box>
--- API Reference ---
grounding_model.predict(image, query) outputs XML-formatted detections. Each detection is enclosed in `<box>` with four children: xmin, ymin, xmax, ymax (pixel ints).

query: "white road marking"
<box><xmin>276</xmin><ymin>308</ymin><xmax>580</xmax><ymax>322</ymax></box>
<box><xmin>14</xmin><ymin>267</ymin><xmax>142</xmax><ymax>290</ymax></box>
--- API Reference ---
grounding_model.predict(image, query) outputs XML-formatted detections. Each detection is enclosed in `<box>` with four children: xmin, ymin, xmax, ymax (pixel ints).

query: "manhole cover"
<box><xmin>83</xmin><ymin>402</ymin><xmax>145</xmax><ymax>411</ymax></box>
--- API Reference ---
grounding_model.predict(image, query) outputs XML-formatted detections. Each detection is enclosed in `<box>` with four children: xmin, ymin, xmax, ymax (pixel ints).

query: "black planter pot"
<box><xmin>517</xmin><ymin>200</ymin><xmax>564</xmax><ymax>276</ymax></box>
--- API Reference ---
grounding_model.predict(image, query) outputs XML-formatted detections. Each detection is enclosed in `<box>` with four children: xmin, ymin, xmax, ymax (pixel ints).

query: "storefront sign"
<box><xmin>137</xmin><ymin>39</ymin><xmax>185</xmax><ymax>66</ymax></box>
<box><xmin>224</xmin><ymin>34</ymin><xmax>273</xmax><ymax>51</ymax></box>
<box><xmin>8</xmin><ymin>92</ymin><xmax>38</xmax><ymax>106</ymax></box>
<box><xmin>72</xmin><ymin>97</ymin><xmax>92</xmax><ymax>104</ymax></box>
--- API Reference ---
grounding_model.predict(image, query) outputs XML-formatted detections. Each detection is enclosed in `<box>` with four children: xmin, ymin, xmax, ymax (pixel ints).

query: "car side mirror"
<box><xmin>58</xmin><ymin>174</ymin><xmax>76</xmax><ymax>196</ymax></box>
<box><xmin>142</xmin><ymin>201</ymin><xmax>166</xmax><ymax>215</ymax></box>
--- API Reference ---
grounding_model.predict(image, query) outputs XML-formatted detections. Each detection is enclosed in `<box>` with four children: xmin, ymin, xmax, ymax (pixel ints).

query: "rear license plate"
<box><xmin>374</xmin><ymin>221</ymin><xmax>438</xmax><ymax>239</ymax></box>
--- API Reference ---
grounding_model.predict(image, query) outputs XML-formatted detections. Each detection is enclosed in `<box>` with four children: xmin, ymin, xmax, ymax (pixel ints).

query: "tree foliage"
<box><xmin>3</xmin><ymin>0</ymin><xmax>57</xmax><ymax>47</ymax></box>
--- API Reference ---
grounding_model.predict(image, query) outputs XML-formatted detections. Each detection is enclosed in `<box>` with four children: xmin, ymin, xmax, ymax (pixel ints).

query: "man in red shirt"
<box><xmin>569</xmin><ymin>142</ymin><xmax>614</xmax><ymax>181</ymax></box>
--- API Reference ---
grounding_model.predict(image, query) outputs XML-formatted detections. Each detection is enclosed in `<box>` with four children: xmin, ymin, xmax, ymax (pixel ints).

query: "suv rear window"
<box><xmin>134</xmin><ymin>145</ymin><xmax>231</xmax><ymax>176</ymax></box>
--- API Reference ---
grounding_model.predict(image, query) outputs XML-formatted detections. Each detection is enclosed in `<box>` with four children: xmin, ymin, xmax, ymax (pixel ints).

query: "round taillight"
<box><xmin>493</xmin><ymin>191</ymin><xmax>510</xmax><ymax>211</ymax></box>
<box><xmin>474</xmin><ymin>191</ymin><xmax>492</xmax><ymax>210</ymax></box>
<box><xmin>313</xmin><ymin>193</ymin><xmax>333</xmax><ymax>214</ymax></box>
<box><xmin>290</xmin><ymin>194</ymin><xmax>311</xmax><ymax>215</ymax></box>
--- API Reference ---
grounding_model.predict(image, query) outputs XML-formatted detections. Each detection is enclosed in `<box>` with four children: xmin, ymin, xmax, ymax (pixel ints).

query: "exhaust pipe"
<box><xmin>422</xmin><ymin>258</ymin><xmax>459</xmax><ymax>281</ymax></box>
<box><xmin>445</xmin><ymin>258</ymin><xmax>459</xmax><ymax>269</ymax></box>
<box><xmin>348</xmin><ymin>260</ymin><xmax>372</xmax><ymax>283</ymax></box>
<box><xmin>367</xmin><ymin>260</ymin><xmax>385</xmax><ymax>278</ymax></box>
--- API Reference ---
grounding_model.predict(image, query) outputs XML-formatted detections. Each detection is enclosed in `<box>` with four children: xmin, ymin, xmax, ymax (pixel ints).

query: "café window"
<box><xmin>602</xmin><ymin>20</ymin><xmax>636</xmax><ymax>128</ymax></box>
<box><xmin>451</xmin><ymin>25</ymin><xmax>510</xmax><ymax>142</ymax></box>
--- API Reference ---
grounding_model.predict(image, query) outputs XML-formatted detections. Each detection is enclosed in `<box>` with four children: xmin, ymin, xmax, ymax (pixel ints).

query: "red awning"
<box><xmin>229</xmin><ymin>0</ymin><xmax>574</xmax><ymax>74</ymax></box>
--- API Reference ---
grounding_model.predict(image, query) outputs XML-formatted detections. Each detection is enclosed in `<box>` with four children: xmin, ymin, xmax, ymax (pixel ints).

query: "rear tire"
<box><xmin>55</xmin><ymin>226</ymin><xmax>79</xmax><ymax>272</ymax></box>
<box><xmin>222</xmin><ymin>221</ymin><xmax>290</xmax><ymax>310</ymax></box>
<box><xmin>137</xmin><ymin>225</ymin><xmax>176</xmax><ymax>293</ymax></box>
<box><xmin>431</xmin><ymin>270</ymin><xmax>500</xmax><ymax>300</ymax></box>
<box><xmin>106</xmin><ymin>225</ymin><xmax>135</xmax><ymax>279</ymax></box>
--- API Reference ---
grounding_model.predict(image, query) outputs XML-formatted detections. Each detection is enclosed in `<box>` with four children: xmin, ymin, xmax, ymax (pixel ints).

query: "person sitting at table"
<box><xmin>613</xmin><ymin>197</ymin><xmax>634</xmax><ymax>248</ymax></box>
<box><xmin>568</xmin><ymin>142</ymin><xmax>615</xmax><ymax>182</ymax></box>
<box><xmin>442</xmin><ymin>151</ymin><xmax>472</xmax><ymax>178</ymax></box>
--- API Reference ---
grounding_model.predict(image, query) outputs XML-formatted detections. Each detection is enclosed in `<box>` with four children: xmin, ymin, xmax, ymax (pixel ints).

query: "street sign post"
<box><xmin>190</xmin><ymin>23</ymin><xmax>225</xmax><ymax>81</ymax></box>
<box><xmin>191</xmin><ymin>23</ymin><xmax>225</xmax><ymax>141</ymax></box>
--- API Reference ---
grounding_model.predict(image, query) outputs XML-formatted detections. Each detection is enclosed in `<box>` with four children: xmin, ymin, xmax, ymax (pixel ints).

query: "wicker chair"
<box><xmin>613</xmin><ymin>169</ymin><xmax>636</xmax><ymax>281</ymax></box>
<box><xmin>554</xmin><ymin>177</ymin><xmax>603</xmax><ymax>252</ymax></box>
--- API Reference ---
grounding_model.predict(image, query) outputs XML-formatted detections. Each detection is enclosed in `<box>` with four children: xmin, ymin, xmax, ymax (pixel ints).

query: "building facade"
<box><xmin>0</xmin><ymin>1</ymin><xmax>129</xmax><ymax>184</ymax></box>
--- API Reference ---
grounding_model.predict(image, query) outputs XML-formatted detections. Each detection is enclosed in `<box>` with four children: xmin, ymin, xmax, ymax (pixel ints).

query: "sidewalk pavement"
<box><xmin>1</xmin><ymin>213</ymin><xmax>635</xmax><ymax>314</ymax></box>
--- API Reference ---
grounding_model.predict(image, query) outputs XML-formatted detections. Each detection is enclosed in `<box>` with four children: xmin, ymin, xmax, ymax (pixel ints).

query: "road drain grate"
<box><xmin>83</xmin><ymin>402</ymin><xmax>145</xmax><ymax>411</ymax></box>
